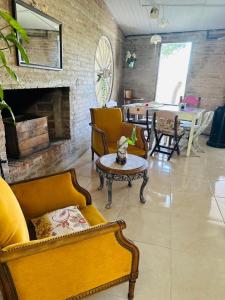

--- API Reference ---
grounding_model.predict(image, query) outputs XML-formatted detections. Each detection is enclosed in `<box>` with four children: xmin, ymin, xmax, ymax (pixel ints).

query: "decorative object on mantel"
<box><xmin>30</xmin><ymin>0</ymin><xmax>48</xmax><ymax>13</ymax></box>
<box><xmin>95</xmin><ymin>36</ymin><xmax>114</xmax><ymax>107</ymax></box>
<box><xmin>116</xmin><ymin>126</ymin><xmax>137</xmax><ymax>165</ymax></box>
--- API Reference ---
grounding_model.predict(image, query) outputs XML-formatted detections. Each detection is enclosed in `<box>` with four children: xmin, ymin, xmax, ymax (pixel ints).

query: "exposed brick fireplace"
<box><xmin>0</xmin><ymin>0</ymin><xmax>124</xmax><ymax>183</ymax></box>
<box><xmin>3</xmin><ymin>87</ymin><xmax>70</xmax><ymax>141</ymax></box>
<box><xmin>1</xmin><ymin>87</ymin><xmax>71</xmax><ymax>182</ymax></box>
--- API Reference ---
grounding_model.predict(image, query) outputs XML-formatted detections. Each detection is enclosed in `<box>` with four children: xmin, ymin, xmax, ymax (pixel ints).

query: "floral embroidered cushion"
<box><xmin>31</xmin><ymin>206</ymin><xmax>90</xmax><ymax>239</ymax></box>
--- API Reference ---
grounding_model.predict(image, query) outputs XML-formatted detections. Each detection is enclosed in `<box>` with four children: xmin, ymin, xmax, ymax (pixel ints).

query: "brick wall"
<box><xmin>0</xmin><ymin>0</ymin><xmax>124</xmax><ymax>181</ymax></box>
<box><xmin>123</xmin><ymin>31</ymin><xmax>225</xmax><ymax>110</ymax></box>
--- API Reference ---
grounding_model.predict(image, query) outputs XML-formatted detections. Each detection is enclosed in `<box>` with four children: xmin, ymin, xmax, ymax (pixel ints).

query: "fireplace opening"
<box><xmin>2</xmin><ymin>87</ymin><xmax>70</xmax><ymax>159</ymax></box>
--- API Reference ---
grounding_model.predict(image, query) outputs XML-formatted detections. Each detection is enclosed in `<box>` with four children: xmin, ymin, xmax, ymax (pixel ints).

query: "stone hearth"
<box><xmin>0</xmin><ymin>87</ymin><xmax>72</xmax><ymax>182</ymax></box>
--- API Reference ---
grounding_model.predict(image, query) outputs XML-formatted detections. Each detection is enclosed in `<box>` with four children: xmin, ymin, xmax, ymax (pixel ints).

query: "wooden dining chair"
<box><xmin>150</xmin><ymin>111</ymin><xmax>184</xmax><ymax>160</ymax></box>
<box><xmin>126</xmin><ymin>106</ymin><xmax>152</xmax><ymax>142</ymax></box>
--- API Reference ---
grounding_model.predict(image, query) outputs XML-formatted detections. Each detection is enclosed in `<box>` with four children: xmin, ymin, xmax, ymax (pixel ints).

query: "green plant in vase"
<box><xmin>0</xmin><ymin>10</ymin><xmax>29</xmax><ymax>121</ymax></box>
<box><xmin>116</xmin><ymin>126</ymin><xmax>137</xmax><ymax>165</ymax></box>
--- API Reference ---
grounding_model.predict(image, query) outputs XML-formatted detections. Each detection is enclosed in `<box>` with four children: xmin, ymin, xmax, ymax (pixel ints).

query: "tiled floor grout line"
<box><xmin>207</xmin><ymin>177</ymin><xmax>225</xmax><ymax>223</ymax></box>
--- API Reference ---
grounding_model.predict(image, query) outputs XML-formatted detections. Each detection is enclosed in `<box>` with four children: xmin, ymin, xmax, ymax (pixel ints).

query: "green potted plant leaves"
<box><xmin>0</xmin><ymin>9</ymin><xmax>29</xmax><ymax>121</ymax></box>
<box><xmin>116</xmin><ymin>126</ymin><xmax>137</xmax><ymax>165</ymax></box>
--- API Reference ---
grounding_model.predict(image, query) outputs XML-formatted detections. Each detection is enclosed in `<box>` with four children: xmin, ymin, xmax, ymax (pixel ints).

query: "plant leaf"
<box><xmin>6</xmin><ymin>33</ymin><xmax>29</xmax><ymax>64</ymax></box>
<box><xmin>4</xmin><ymin>65</ymin><xmax>18</xmax><ymax>81</ymax></box>
<box><xmin>0</xmin><ymin>10</ymin><xmax>28</xmax><ymax>42</ymax></box>
<box><xmin>0</xmin><ymin>31</ymin><xmax>11</xmax><ymax>51</ymax></box>
<box><xmin>0</xmin><ymin>50</ymin><xmax>7</xmax><ymax>65</ymax></box>
<box><xmin>0</xmin><ymin>85</ymin><xmax>4</xmax><ymax>100</ymax></box>
<box><xmin>0</xmin><ymin>100</ymin><xmax>15</xmax><ymax>123</ymax></box>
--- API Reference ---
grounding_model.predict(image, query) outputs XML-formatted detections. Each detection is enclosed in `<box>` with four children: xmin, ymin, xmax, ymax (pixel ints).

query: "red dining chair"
<box><xmin>180</xmin><ymin>96</ymin><xmax>201</xmax><ymax>108</ymax></box>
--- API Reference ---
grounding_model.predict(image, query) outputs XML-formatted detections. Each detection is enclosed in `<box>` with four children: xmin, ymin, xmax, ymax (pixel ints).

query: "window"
<box><xmin>155</xmin><ymin>42</ymin><xmax>192</xmax><ymax>105</ymax></box>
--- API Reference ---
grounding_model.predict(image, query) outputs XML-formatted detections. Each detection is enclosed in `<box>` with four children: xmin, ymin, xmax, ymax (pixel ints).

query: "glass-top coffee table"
<box><xmin>96</xmin><ymin>153</ymin><xmax>149</xmax><ymax>208</ymax></box>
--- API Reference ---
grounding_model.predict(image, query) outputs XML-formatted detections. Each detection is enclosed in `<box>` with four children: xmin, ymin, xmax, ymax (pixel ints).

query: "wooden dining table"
<box><xmin>122</xmin><ymin>102</ymin><xmax>205</xmax><ymax>157</ymax></box>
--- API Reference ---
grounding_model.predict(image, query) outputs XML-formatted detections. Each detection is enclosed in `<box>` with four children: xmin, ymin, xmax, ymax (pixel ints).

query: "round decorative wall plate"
<box><xmin>95</xmin><ymin>36</ymin><xmax>114</xmax><ymax>107</ymax></box>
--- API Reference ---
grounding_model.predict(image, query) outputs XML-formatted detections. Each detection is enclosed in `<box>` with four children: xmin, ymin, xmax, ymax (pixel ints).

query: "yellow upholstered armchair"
<box><xmin>0</xmin><ymin>169</ymin><xmax>139</xmax><ymax>300</ymax></box>
<box><xmin>90</xmin><ymin>108</ymin><xmax>148</xmax><ymax>160</ymax></box>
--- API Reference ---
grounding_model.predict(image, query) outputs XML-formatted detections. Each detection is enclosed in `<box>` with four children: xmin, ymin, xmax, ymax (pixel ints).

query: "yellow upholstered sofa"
<box><xmin>90</xmin><ymin>108</ymin><xmax>148</xmax><ymax>160</ymax></box>
<box><xmin>0</xmin><ymin>169</ymin><xmax>139</xmax><ymax>300</ymax></box>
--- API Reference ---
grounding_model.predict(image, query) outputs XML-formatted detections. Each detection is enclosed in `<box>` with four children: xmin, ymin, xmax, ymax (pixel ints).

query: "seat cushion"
<box><xmin>108</xmin><ymin>142</ymin><xmax>146</xmax><ymax>157</ymax></box>
<box><xmin>0</xmin><ymin>177</ymin><xmax>29</xmax><ymax>248</ymax></box>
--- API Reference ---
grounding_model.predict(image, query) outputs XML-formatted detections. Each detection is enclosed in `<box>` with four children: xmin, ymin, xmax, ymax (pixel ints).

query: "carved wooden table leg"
<box><xmin>106</xmin><ymin>178</ymin><xmax>113</xmax><ymax>209</ymax></box>
<box><xmin>128</xmin><ymin>180</ymin><xmax>132</xmax><ymax>187</ymax></box>
<box><xmin>140</xmin><ymin>170</ymin><xmax>148</xmax><ymax>203</ymax></box>
<box><xmin>97</xmin><ymin>174</ymin><xmax>104</xmax><ymax>190</ymax></box>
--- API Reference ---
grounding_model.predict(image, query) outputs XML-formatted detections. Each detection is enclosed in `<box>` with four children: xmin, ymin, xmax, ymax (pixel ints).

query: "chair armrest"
<box><xmin>0</xmin><ymin>220</ymin><xmax>135</xmax><ymax>262</ymax></box>
<box><xmin>0</xmin><ymin>221</ymin><xmax>139</xmax><ymax>300</ymax></box>
<box><xmin>90</xmin><ymin>124</ymin><xmax>109</xmax><ymax>156</ymax></box>
<box><xmin>121</xmin><ymin>122</ymin><xmax>148</xmax><ymax>151</ymax></box>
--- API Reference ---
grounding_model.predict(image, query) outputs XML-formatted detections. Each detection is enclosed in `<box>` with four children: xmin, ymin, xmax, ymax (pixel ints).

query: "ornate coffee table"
<box><xmin>96</xmin><ymin>153</ymin><xmax>149</xmax><ymax>208</ymax></box>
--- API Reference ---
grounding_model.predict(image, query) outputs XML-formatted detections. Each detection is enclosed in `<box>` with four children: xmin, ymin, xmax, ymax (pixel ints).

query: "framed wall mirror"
<box><xmin>13</xmin><ymin>0</ymin><xmax>62</xmax><ymax>70</ymax></box>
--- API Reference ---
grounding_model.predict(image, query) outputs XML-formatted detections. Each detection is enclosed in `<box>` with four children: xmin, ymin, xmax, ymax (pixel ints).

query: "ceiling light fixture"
<box><xmin>150</xmin><ymin>6</ymin><xmax>159</xmax><ymax>19</ymax></box>
<box><xmin>159</xmin><ymin>5</ymin><xmax>169</xmax><ymax>28</ymax></box>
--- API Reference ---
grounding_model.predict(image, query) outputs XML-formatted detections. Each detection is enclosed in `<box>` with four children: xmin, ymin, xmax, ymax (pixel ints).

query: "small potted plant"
<box><xmin>116</xmin><ymin>126</ymin><xmax>137</xmax><ymax>165</ymax></box>
<box><xmin>125</xmin><ymin>51</ymin><xmax>136</xmax><ymax>69</ymax></box>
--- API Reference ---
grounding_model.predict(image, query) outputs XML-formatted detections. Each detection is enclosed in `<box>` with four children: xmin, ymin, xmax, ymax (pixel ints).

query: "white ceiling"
<box><xmin>104</xmin><ymin>0</ymin><xmax>225</xmax><ymax>36</ymax></box>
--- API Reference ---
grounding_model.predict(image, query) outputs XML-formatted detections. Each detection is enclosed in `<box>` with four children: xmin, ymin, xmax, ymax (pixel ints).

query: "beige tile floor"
<box><xmin>1</xmin><ymin>136</ymin><xmax>225</xmax><ymax>300</ymax></box>
<box><xmin>73</xmin><ymin>136</ymin><xmax>225</xmax><ymax>300</ymax></box>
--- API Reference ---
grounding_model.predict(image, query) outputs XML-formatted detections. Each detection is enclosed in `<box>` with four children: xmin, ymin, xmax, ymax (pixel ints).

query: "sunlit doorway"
<box><xmin>155</xmin><ymin>42</ymin><xmax>192</xmax><ymax>104</ymax></box>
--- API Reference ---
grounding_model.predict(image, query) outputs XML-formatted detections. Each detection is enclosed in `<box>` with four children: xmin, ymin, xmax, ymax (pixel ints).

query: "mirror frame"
<box><xmin>12</xmin><ymin>0</ymin><xmax>63</xmax><ymax>70</ymax></box>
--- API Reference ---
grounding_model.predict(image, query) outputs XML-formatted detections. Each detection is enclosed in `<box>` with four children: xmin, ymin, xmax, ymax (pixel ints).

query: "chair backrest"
<box><xmin>90</xmin><ymin>108</ymin><xmax>122</xmax><ymax>142</ymax></box>
<box><xmin>0</xmin><ymin>177</ymin><xmax>29</xmax><ymax>248</ymax></box>
<box><xmin>127</xmin><ymin>107</ymin><xmax>151</xmax><ymax>125</ymax></box>
<box><xmin>124</xmin><ymin>89</ymin><xmax>133</xmax><ymax>99</ymax></box>
<box><xmin>11</xmin><ymin>171</ymin><xmax>87</xmax><ymax>220</ymax></box>
<box><xmin>128</xmin><ymin>107</ymin><xmax>147</xmax><ymax>116</ymax></box>
<box><xmin>106</xmin><ymin>99</ymin><xmax>117</xmax><ymax>108</ymax></box>
<box><xmin>180</xmin><ymin>96</ymin><xmax>201</xmax><ymax>108</ymax></box>
<box><xmin>153</xmin><ymin>111</ymin><xmax>179</xmax><ymax>135</ymax></box>
<box><xmin>194</xmin><ymin>111</ymin><xmax>214</xmax><ymax>137</ymax></box>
